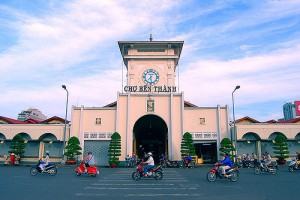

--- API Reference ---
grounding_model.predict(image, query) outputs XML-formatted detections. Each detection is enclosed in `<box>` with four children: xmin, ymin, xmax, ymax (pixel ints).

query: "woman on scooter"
<box><xmin>82</xmin><ymin>152</ymin><xmax>96</xmax><ymax>173</ymax></box>
<box><xmin>39</xmin><ymin>151</ymin><xmax>50</xmax><ymax>172</ymax></box>
<box><xmin>143</xmin><ymin>152</ymin><xmax>155</xmax><ymax>176</ymax></box>
<box><xmin>219</xmin><ymin>152</ymin><xmax>232</xmax><ymax>177</ymax></box>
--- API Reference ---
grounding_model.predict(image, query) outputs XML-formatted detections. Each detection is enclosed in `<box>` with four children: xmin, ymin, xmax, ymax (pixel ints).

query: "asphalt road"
<box><xmin>0</xmin><ymin>164</ymin><xmax>299</xmax><ymax>200</ymax></box>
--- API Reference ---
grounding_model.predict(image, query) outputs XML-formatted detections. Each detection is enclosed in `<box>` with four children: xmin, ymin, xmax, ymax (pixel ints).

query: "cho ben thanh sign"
<box><xmin>124</xmin><ymin>85</ymin><xmax>177</xmax><ymax>93</ymax></box>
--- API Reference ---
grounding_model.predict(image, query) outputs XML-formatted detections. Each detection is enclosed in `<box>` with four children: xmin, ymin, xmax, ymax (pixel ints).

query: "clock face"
<box><xmin>142</xmin><ymin>69</ymin><xmax>159</xmax><ymax>85</ymax></box>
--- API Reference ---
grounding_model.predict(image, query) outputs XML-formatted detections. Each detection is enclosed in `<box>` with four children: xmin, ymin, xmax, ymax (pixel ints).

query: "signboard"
<box><xmin>295</xmin><ymin>101</ymin><xmax>300</xmax><ymax>116</ymax></box>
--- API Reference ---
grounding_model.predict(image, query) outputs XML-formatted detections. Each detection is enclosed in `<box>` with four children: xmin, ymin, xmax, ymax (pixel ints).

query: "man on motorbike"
<box><xmin>219</xmin><ymin>152</ymin><xmax>232</xmax><ymax>177</ymax></box>
<box><xmin>143</xmin><ymin>152</ymin><xmax>155</xmax><ymax>176</ymax></box>
<box><xmin>261</xmin><ymin>152</ymin><xmax>271</xmax><ymax>170</ymax></box>
<box><xmin>82</xmin><ymin>151</ymin><xmax>96</xmax><ymax>173</ymax></box>
<box><xmin>296</xmin><ymin>152</ymin><xmax>300</xmax><ymax>169</ymax></box>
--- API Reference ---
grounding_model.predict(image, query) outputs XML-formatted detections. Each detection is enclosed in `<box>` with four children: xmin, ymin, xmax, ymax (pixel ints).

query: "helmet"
<box><xmin>147</xmin><ymin>152</ymin><xmax>153</xmax><ymax>156</ymax></box>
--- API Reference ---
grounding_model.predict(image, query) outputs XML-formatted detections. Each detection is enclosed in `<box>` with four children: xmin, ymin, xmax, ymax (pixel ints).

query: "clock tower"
<box><xmin>118</xmin><ymin>38</ymin><xmax>183</xmax><ymax>93</ymax></box>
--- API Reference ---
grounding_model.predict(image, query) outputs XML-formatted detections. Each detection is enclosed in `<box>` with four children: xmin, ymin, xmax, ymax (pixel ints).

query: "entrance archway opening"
<box><xmin>133</xmin><ymin>114</ymin><xmax>168</xmax><ymax>163</ymax></box>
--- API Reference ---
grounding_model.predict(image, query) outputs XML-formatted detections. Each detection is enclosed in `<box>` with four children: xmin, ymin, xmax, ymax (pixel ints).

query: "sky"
<box><xmin>0</xmin><ymin>0</ymin><xmax>299</xmax><ymax>122</ymax></box>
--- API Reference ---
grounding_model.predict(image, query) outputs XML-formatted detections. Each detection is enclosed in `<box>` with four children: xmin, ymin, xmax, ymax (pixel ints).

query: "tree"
<box><xmin>219</xmin><ymin>138</ymin><xmax>235</xmax><ymax>160</ymax></box>
<box><xmin>273</xmin><ymin>134</ymin><xmax>289</xmax><ymax>161</ymax></box>
<box><xmin>108</xmin><ymin>132</ymin><xmax>121</xmax><ymax>165</ymax></box>
<box><xmin>64</xmin><ymin>136</ymin><xmax>82</xmax><ymax>161</ymax></box>
<box><xmin>180</xmin><ymin>132</ymin><xmax>196</xmax><ymax>157</ymax></box>
<box><xmin>8</xmin><ymin>134</ymin><xmax>26</xmax><ymax>157</ymax></box>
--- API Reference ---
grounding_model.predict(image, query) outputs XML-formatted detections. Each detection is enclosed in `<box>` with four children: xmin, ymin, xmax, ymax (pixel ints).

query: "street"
<box><xmin>0</xmin><ymin>165</ymin><xmax>299</xmax><ymax>200</ymax></box>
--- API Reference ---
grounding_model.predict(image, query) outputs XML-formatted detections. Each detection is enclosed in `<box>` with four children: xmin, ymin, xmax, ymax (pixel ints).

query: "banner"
<box><xmin>295</xmin><ymin>101</ymin><xmax>300</xmax><ymax>116</ymax></box>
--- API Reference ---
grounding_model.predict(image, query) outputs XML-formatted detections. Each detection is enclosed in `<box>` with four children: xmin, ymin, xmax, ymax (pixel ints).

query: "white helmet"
<box><xmin>147</xmin><ymin>152</ymin><xmax>153</xmax><ymax>156</ymax></box>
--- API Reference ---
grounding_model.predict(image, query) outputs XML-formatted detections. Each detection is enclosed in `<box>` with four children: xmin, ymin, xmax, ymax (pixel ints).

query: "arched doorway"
<box><xmin>133</xmin><ymin>114</ymin><xmax>168</xmax><ymax>162</ymax></box>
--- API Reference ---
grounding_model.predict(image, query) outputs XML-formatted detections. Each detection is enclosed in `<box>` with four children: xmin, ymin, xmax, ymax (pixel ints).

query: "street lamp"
<box><xmin>232</xmin><ymin>85</ymin><xmax>240</xmax><ymax>162</ymax></box>
<box><xmin>62</xmin><ymin>85</ymin><xmax>69</xmax><ymax>160</ymax></box>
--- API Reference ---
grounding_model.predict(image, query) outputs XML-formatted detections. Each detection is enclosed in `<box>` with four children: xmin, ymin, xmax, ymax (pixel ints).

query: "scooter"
<box><xmin>207</xmin><ymin>162</ymin><xmax>239</xmax><ymax>182</ymax></box>
<box><xmin>179</xmin><ymin>157</ymin><xmax>196</xmax><ymax>168</ymax></box>
<box><xmin>254</xmin><ymin>161</ymin><xmax>278</xmax><ymax>175</ymax></box>
<box><xmin>288</xmin><ymin>158</ymin><xmax>300</xmax><ymax>172</ymax></box>
<box><xmin>76</xmin><ymin>162</ymin><xmax>99</xmax><ymax>177</ymax></box>
<box><xmin>30</xmin><ymin>160</ymin><xmax>58</xmax><ymax>176</ymax></box>
<box><xmin>132</xmin><ymin>162</ymin><xmax>163</xmax><ymax>181</ymax></box>
<box><xmin>166</xmin><ymin>160</ymin><xmax>179</xmax><ymax>168</ymax></box>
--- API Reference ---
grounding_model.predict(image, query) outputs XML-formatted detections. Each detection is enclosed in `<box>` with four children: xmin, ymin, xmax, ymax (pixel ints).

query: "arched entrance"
<box><xmin>133</xmin><ymin>114</ymin><xmax>168</xmax><ymax>162</ymax></box>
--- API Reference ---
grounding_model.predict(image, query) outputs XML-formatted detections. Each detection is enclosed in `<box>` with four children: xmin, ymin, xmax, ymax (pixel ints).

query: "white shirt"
<box><xmin>145</xmin><ymin>156</ymin><xmax>154</xmax><ymax>166</ymax></box>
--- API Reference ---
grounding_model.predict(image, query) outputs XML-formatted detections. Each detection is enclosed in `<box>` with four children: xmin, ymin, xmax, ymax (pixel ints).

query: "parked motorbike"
<box><xmin>207</xmin><ymin>162</ymin><xmax>239</xmax><ymax>182</ymax></box>
<box><xmin>166</xmin><ymin>160</ymin><xmax>179</xmax><ymax>168</ymax></box>
<box><xmin>179</xmin><ymin>157</ymin><xmax>196</xmax><ymax>168</ymax></box>
<box><xmin>254</xmin><ymin>162</ymin><xmax>278</xmax><ymax>175</ymax></box>
<box><xmin>288</xmin><ymin>158</ymin><xmax>300</xmax><ymax>172</ymax></box>
<box><xmin>76</xmin><ymin>162</ymin><xmax>99</xmax><ymax>177</ymax></box>
<box><xmin>132</xmin><ymin>162</ymin><xmax>163</xmax><ymax>181</ymax></box>
<box><xmin>30</xmin><ymin>160</ymin><xmax>58</xmax><ymax>176</ymax></box>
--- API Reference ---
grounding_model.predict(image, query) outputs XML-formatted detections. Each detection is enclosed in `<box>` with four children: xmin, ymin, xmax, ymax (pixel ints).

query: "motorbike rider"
<box><xmin>160</xmin><ymin>153</ymin><xmax>166</xmax><ymax>165</ymax></box>
<box><xmin>219</xmin><ymin>152</ymin><xmax>233</xmax><ymax>177</ymax></box>
<box><xmin>252</xmin><ymin>152</ymin><xmax>258</xmax><ymax>165</ymax></box>
<box><xmin>82</xmin><ymin>151</ymin><xmax>96</xmax><ymax>173</ymax></box>
<box><xmin>143</xmin><ymin>152</ymin><xmax>155</xmax><ymax>176</ymax></box>
<box><xmin>39</xmin><ymin>151</ymin><xmax>50</xmax><ymax>172</ymax></box>
<box><xmin>262</xmin><ymin>152</ymin><xmax>272</xmax><ymax>170</ymax></box>
<box><xmin>295</xmin><ymin>152</ymin><xmax>300</xmax><ymax>169</ymax></box>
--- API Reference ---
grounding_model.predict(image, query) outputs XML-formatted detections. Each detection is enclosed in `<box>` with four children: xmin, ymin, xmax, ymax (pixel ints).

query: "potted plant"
<box><xmin>219</xmin><ymin>138</ymin><xmax>236</xmax><ymax>161</ymax></box>
<box><xmin>8</xmin><ymin>134</ymin><xmax>26</xmax><ymax>165</ymax></box>
<box><xmin>180</xmin><ymin>132</ymin><xmax>196</xmax><ymax>157</ymax></box>
<box><xmin>108</xmin><ymin>132</ymin><xmax>121</xmax><ymax>168</ymax></box>
<box><xmin>273</xmin><ymin>134</ymin><xmax>289</xmax><ymax>165</ymax></box>
<box><xmin>64</xmin><ymin>136</ymin><xmax>82</xmax><ymax>165</ymax></box>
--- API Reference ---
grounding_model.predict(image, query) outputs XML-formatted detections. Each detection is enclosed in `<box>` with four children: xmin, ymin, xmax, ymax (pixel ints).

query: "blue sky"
<box><xmin>0</xmin><ymin>0</ymin><xmax>299</xmax><ymax>121</ymax></box>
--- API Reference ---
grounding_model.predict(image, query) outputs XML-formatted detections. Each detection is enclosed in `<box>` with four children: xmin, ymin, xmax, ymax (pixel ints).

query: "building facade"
<box><xmin>70</xmin><ymin>39</ymin><xmax>230</xmax><ymax>166</ymax></box>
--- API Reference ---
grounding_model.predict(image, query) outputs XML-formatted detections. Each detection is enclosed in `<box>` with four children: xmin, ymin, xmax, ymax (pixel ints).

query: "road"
<box><xmin>0</xmin><ymin>164</ymin><xmax>299</xmax><ymax>200</ymax></box>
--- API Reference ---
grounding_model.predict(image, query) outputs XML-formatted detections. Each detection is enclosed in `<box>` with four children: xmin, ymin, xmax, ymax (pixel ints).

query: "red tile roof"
<box><xmin>235</xmin><ymin>116</ymin><xmax>260</xmax><ymax>123</ymax></box>
<box><xmin>40</xmin><ymin>116</ymin><xmax>69</xmax><ymax>124</ymax></box>
<box><xmin>0</xmin><ymin>116</ymin><xmax>28</xmax><ymax>124</ymax></box>
<box><xmin>278</xmin><ymin>117</ymin><xmax>300</xmax><ymax>123</ymax></box>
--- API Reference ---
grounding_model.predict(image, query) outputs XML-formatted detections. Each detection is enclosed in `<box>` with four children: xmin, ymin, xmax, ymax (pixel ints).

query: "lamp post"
<box><xmin>62</xmin><ymin>85</ymin><xmax>69</xmax><ymax>160</ymax></box>
<box><xmin>232</xmin><ymin>85</ymin><xmax>240</xmax><ymax>162</ymax></box>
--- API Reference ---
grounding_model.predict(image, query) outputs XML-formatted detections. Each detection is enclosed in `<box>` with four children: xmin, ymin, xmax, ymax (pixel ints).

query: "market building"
<box><xmin>70</xmin><ymin>38</ymin><xmax>230</xmax><ymax>165</ymax></box>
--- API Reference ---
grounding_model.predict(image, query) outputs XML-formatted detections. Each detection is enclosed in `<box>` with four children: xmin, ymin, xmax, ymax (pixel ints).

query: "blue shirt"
<box><xmin>221</xmin><ymin>156</ymin><xmax>232</xmax><ymax>167</ymax></box>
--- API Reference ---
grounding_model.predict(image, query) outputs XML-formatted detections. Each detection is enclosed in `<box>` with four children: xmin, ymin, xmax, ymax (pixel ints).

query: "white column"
<box><xmin>169</xmin><ymin>93</ymin><xmax>173</xmax><ymax>160</ymax></box>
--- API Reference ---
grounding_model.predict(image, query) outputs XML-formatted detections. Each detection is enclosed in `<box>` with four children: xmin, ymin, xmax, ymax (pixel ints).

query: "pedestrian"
<box><xmin>10</xmin><ymin>153</ymin><xmax>15</xmax><ymax>166</ymax></box>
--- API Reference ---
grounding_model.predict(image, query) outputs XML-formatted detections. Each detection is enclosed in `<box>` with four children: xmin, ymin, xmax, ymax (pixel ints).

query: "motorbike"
<box><xmin>165</xmin><ymin>160</ymin><xmax>179</xmax><ymax>168</ymax></box>
<box><xmin>254</xmin><ymin>161</ymin><xmax>278</xmax><ymax>175</ymax></box>
<box><xmin>179</xmin><ymin>158</ymin><xmax>196</xmax><ymax>168</ymax></box>
<box><xmin>207</xmin><ymin>162</ymin><xmax>239</xmax><ymax>182</ymax></box>
<box><xmin>288</xmin><ymin>158</ymin><xmax>300</xmax><ymax>172</ymax></box>
<box><xmin>76</xmin><ymin>162</ymin><xmax>99</xmax><ymax>177</ymax></box>
<box><xmin>30</xmin><ymin>160</ymin><xmax>58</xmax><ymax>176</ymax></box>
<box><xmin>132</xmin><ymin>162</ymin><xmax>163</xmax><ymax>181</ymax></box>
<box><xmin>236</xmin><ymin>160</ymin><xmax>255</xmax><ymax>168</ymax></box>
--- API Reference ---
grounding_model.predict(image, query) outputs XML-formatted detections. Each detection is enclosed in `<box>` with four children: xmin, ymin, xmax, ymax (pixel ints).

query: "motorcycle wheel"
<box><xmin>207</xmin><ymin>172</ymin><xmax>217</xmax><ymax>182</ymax></box>
<box><xmin>30</xmin><ymin>167</ymin><xmax>38</xmax><ymax>176</ymax></box>
<box><xmin>76</xmin><ymin>171</ymin><xmax>81</xmax><ymax>176</ymax></box>
<box><xmin>288</xmin><ymin>166</ymin><xmax>294</xmax><ymax>172</ymax></box>
<box><xmin>230</xmin><ymin>171</ymin><xmax>239</xmax><ymax>182</ymax></box>
<box><xmin>49</xmin><ymin>167</ymin><xmax>57</xmax><ymax>176</ymax></box>
<box><xmin>270</xmin><ymin>167</ymin><xmax>277</xmax><ymax>175</ymax></box>
<box><xmin>154</xmin><ymin>171</ymin><xmax>163</xmax><ymax>180</ymax></box>
<box><xmin>254</xmin><ymin>166</ymin><xmax>261</xmax><ymax>175</ymax></box>
<box><xmin>132</xmin><ymin>172</ymin><xmax>141</xmax><ymax>181</ymax></box>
